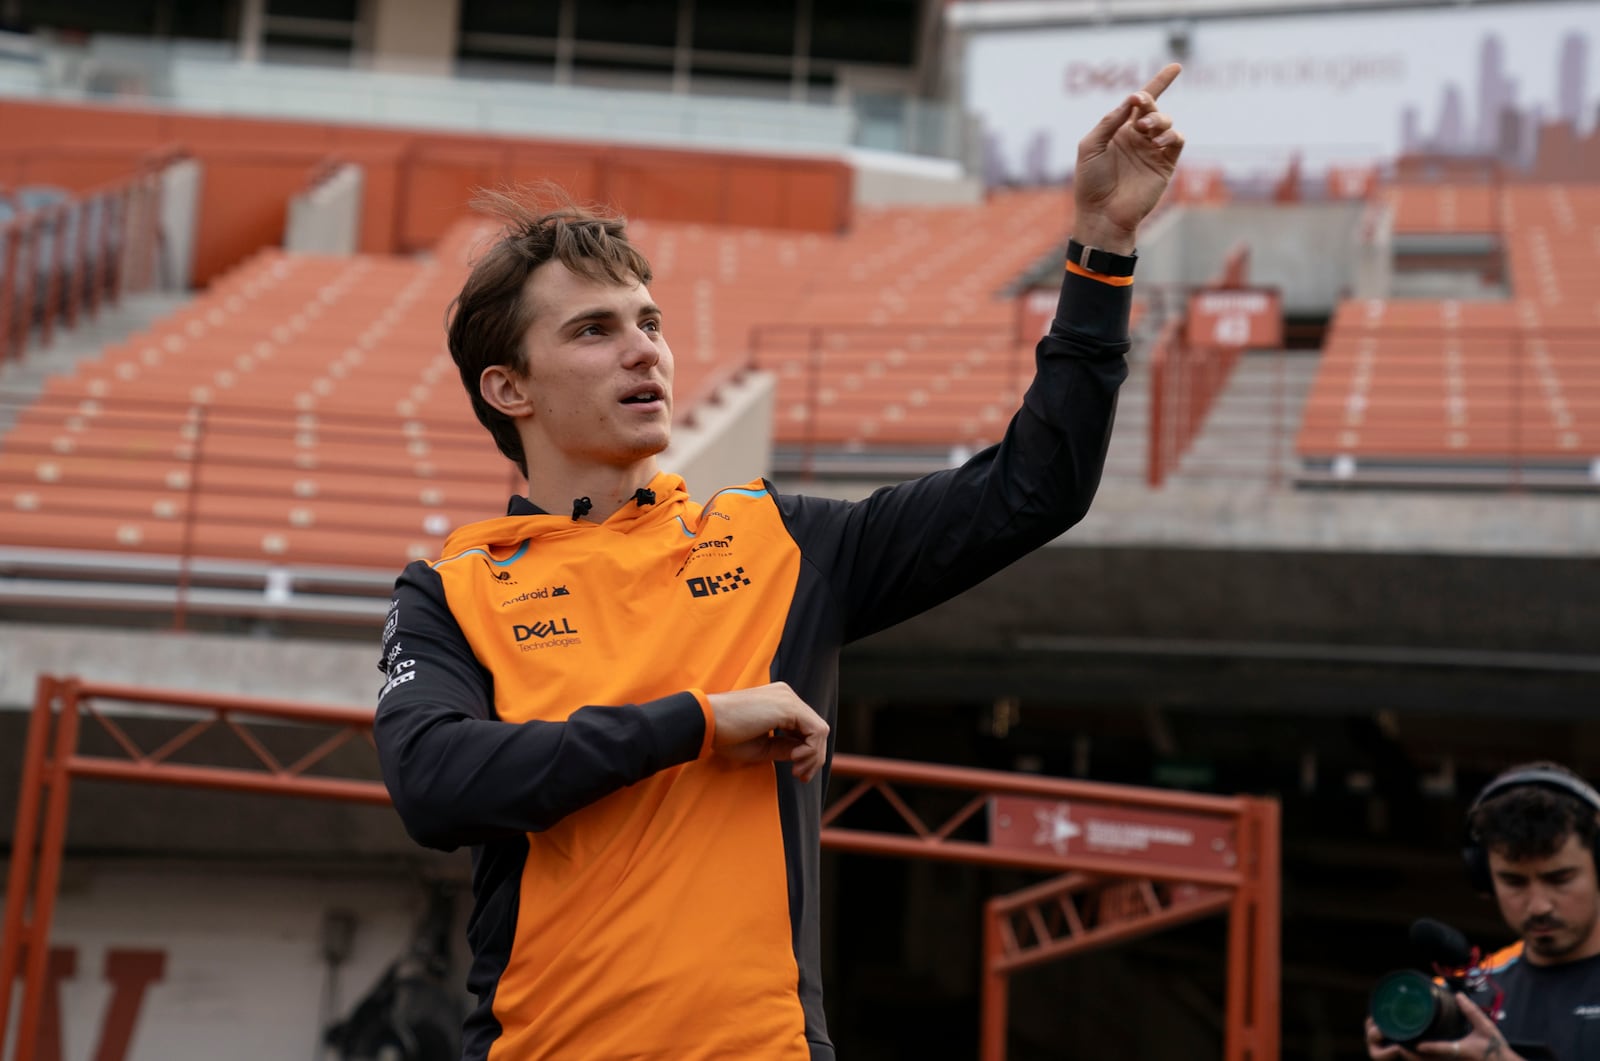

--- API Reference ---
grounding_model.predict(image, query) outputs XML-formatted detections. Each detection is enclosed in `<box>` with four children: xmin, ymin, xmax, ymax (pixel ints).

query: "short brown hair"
<box><xmin>446</xmin><ymin>187</ymin><xmax>653</xmax><ymax>476</ymax></box>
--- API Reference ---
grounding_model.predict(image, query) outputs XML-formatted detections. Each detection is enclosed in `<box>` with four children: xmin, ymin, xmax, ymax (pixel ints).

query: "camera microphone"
<box><xmin>1371</xmin><ymin>919</ymin><xmax>1483</xmax><ymax>1047</ymax></box>
<box><xmin>1409</xmin><ymin>918</ymin><xmax>1474</xmax><ymax>973</ymax></box>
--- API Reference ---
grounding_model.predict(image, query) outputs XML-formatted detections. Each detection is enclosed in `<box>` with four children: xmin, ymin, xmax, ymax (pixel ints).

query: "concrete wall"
<box><xmin>658</xmin><ymin>370</ymin><xmax>777</xmax><ymax>499</ymax></box>
<box><xmin>364</xmin><ymin>0</ymin><xmax>461</xmax><ymax>76</ymax></box>
<box><xmin>156</xmin><ymin>158</ymin><xmax>201</xmax><ymax>290</ymax></box>
<box><xmin>158</xmin><ymin>61</ymin><xmax>855</xmax><ymax>155</ymax></box>
<box><xmin>1353</xmin><ymin>200</ymin><xmax>1393</xmax><ymax>299</ymax></box>
<box><xmin>1136</xmin><ymin>202</ymin><xmax>1371</xmax><ymax>314</ymax></box>
<box><xmin>0</xmin><ymin>860</ymin><xmax>467</xmax><ymax>1061</ymax></box>
<box><xmin>848</xmin><ymin>148</ymin><xmax>983</xmax><ymax>206</ymax></box>
<box><xmin>284</xmin><ymin>163</ymin><xmax>364</xmax><ymax>255</ymax></box>
<box><xmin>0</xmin><ymin>97</ymin><xmax>855</xmax><ymax>284</ymax></box>
<box><xmin>0</xmin><ymin>623</ymin><xmax>377</xmax><ymax>712</ymax></box>
<box><xmin>1125</xmin><ymin>204</ymin><xmax>1186</xmax><ymax>288</ymax></box>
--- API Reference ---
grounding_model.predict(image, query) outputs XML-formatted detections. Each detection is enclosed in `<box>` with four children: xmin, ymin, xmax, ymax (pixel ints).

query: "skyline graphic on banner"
<box><xmin>1400</xmin><ymin>31</ymin><xmax>1592</xmax><ymax>172</ymax></box>
<box><xmin>979</xmin><ymin>28</ymin><xmax>1599</xmax><ymax>187</ymax></box>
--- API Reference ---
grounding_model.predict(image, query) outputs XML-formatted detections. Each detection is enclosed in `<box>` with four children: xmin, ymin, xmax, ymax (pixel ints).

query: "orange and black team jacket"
<box><xmin>374</xmin><ymin>270</ymin><xmax>1130</xmax><ymax>1061</ymax></box>
<box><xmin>1472</xmin><ymin>940</ymin><xmax>1600</xmax><ymax>1060</ymax></box>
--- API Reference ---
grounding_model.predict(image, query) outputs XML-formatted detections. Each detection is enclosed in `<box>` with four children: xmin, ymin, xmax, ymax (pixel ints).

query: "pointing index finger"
<box><xmin>1142</xmin><ymin>62</ymin><xmax>1182</xmax><ymax>101</ymax></box>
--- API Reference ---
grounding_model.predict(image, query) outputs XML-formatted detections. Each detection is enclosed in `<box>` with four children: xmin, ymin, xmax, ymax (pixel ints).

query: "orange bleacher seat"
<box><xmin>2</xmin><ymin>189</ymin><xmax>1083</xmax><ymax>568</ymax></box>
<box><xmin>1301</xmin><ymin>179</ymin><xmax>1600</xmax><ymax>473</ymax></box>
<box><xmin>2</xmin><ymin>488</ymin><xmax>452</xmax><ymax>570</ymax></box>
<box><xmin>1386</xmin><ymin>184</ymin><xmax>1499</xmax><ymax>235</ymax></box>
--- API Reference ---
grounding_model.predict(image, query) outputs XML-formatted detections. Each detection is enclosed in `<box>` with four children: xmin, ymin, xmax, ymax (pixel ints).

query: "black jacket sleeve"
<box><xmin>372</xmin><ymin>561</ymin><xmax>708</xmax><ymax>851</ymax></box>
<box><xmin>777</xmin><ymin>270</ymin><xmax>1130</xmax><ymax>642</ymax></box>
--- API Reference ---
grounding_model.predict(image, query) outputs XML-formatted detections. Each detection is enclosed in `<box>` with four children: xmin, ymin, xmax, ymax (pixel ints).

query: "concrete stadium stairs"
<box><xmin>1164</xmin><ymin>350</ymin><xmax>1321</xmax><ymax>486</ymax></box>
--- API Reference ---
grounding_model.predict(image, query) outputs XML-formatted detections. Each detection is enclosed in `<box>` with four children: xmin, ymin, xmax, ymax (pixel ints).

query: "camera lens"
<box><xmin>1371</xmin><ymin>970</ymin><xmax>1443</xmax><ymax>1043</ymax></box>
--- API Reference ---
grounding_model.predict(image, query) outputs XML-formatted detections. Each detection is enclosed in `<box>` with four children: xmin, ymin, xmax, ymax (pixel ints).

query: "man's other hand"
<box><xmin>707</xmin><ymin>682</ymin><xmax>830</xmax><ymax>782</ymax></box>
<box><xmin>1073</xmin><ymin>62</ymin><xmax>1186</xmax><ymax>254</ymax></box>
<box><xmin>1365</xmin><ymin>995</ymin><xmax>1525</xmax><ymax>1061</ymax></box>
<box><xmin>1367</xmin><ymin>1017</ymin><xmax>1426</xmax><ymax>1061</ymax></box>
<box><xmin>1413</xmin><ymin>995</ymin><xmax>1523</xmax><ymax>1061</ymax></box>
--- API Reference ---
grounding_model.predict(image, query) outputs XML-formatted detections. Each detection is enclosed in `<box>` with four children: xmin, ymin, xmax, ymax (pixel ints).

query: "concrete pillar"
<box><xmin>238</xmin><ymin>0</ymin><xmax>264</xmax><ymax>64</ymax></box>
<box><xmin>790</xmin><ymin>0</ymin><xmax>812</xmax><ymax>102</ymax></box>
<box><xmin>554</xmin><ymin>0</ymin><xmax>575</xmax><ymax>86</ymax></box>
<box><xmin>672</xmin><ymin>0</ymin><xmax>694</xmax><ymax>95</ymax></box>
<box><xmin>363</xmin><ymin>0</ymin><xmax>461</xmax><ymax>76</ymax></box>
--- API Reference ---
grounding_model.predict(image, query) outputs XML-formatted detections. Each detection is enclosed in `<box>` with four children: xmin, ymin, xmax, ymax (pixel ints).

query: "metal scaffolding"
<box><xmin>2</xmin><ymin>675</ymin><xmax>1279</xmax><ymax>1060</ymax></box>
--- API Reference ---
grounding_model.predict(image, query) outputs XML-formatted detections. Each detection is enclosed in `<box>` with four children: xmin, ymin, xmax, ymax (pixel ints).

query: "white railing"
<box><xmin>0</xmin><ymin>36</ymin><xmax>900</xmax><ymax>157</ymax></box>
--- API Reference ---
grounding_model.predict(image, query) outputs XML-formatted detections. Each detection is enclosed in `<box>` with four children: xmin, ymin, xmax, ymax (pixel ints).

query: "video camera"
<box><xmin>1369</xmin><ymin>919</ymin><xmax>1498</xmax><ymax>1048</ymax></box>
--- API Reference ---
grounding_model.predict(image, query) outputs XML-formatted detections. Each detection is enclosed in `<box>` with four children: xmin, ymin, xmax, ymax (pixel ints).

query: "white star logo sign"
<box><xmin>1033</xmin><ymin>802</ymin><xmax>1081</xmax><ymax>855</ymax></box>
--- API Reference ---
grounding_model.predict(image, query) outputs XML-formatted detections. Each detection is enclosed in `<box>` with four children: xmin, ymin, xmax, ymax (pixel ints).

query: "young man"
<box><xmin>1366</xmin><ymin>763</ymin><xmax>1600</xmax><ymax>1061</ymax></box>
<box><xmin>374</xmin><ymin>66</ymin><xmax>1185</xmax><ymax>1060</ymax></box>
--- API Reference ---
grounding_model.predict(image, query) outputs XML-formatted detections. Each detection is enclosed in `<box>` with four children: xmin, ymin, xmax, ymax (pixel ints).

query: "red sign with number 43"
<box><xmin>1186</xmin><ymin>287</ymin><xmax>1283</xmax><ymax>349</ymax></box>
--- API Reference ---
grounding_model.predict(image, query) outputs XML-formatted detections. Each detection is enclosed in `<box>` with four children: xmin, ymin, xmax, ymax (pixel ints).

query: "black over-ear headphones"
<box><xmin>1462</xmin><ymin>765</ymin><xmax>1600</xmax><ymax>893</ymax></box>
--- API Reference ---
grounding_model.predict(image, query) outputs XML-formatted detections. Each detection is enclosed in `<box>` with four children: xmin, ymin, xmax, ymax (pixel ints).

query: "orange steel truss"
<box><xmin>824</xmin><ymin>756</ymin><xmax>1280</xmax><ymax>1061</ymax></box>
<box><xmin>1</xmin><ymin>676</ymin><xmax>1280</xmax><ymax>1061</ymax></box>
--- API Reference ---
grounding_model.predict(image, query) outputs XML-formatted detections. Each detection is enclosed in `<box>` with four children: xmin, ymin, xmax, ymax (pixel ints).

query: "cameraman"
<box><xmin>1366</xmin><ymin>762</ymin><xmax>1600</xmax><ymax>1061</ymax></box>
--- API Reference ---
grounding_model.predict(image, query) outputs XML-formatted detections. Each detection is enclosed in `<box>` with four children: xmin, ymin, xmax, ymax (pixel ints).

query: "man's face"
<box><xmin>514</xmin><ymin>260</ymin><xmax>674</xmax><ymax>473</ymax></box>
<box><xmin>1489</xmin><ymin>831</ymin><xmax>1600</xmax><ymax>964</ymax></box>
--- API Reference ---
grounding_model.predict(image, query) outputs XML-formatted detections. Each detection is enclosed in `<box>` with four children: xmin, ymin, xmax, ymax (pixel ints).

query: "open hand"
<box><xmin>1073</xmin><ymin>63</ymin><xmax>1186</xmax><ymax>253</ymax></box>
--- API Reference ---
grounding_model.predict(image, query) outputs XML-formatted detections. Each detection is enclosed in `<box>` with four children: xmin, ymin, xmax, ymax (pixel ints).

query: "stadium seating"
<box><xmin>1298</xmin><ymin>183</ymin><xmax>1600</xmax><ymax>473</ymax></box>
<box><xmin>0</xmin><ymin>188</ymin><xmax>1076</xmax><ymax>571</ymax></box>
<box><xmin>726</xmin><ymin>188</ymin><xmax>1070</xmax><ymax>447</ymax></box>
<box><xmin>0</xmin><ymin>240</ymin><xmax>511</xmax><ymax>569</ymax></box>
<box><xmin>1385</xmin><ymin>182</ymin><xmax>1500</xmax><ymax>235</ymax></box>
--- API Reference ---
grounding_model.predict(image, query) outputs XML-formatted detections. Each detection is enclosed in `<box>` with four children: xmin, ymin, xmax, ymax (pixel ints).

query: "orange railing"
<box><xmin>1</xmin><ymin>675</ymin><xmax>1280</xmax><ymax>1061</ymax></box>
<box><xmin>1146</xmin><ymin>245</ymin><xmax>1264</xmax><ymax>487</ymax></box>
<box><xmin>0</xmin><ymin>152</ymin><xmax>173</xmax><ymax>366</ymax></box>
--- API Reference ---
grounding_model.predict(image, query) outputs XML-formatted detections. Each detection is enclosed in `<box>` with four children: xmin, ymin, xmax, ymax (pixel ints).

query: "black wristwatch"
<box><xmin>1066</xmin><ymin>237</ymin><xmax>1137</xmax><ymax>277</ymax></box>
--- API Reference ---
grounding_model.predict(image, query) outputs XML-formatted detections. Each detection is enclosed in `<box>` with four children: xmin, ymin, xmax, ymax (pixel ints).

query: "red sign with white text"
<box><xmin>988</xmin><ymin>796</ymin><xmax>1239</xmax><ymax>874</ymax></box>
<box><xmin>1186</xmin><ymin>288</ymin><xmax>1284</xmax><ymax>349</ymax></box>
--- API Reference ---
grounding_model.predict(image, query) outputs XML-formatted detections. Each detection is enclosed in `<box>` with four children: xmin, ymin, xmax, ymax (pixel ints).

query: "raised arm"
<box><xmin>1073</xmin><ymin>62</ymin><xmax>1185</xmax><ymax>254</ymax></box>
<box><xmin>779</xmin><ymin>66</ymin><xmax>1186</xmax><ymax>641</ymax></box>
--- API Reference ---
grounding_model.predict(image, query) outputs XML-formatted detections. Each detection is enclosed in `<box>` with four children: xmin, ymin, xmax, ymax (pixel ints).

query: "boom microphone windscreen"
<box><xmin>1409</xmin><ymin>918</ymin><xmax>1473</xmax><ymax>970</ymax></box>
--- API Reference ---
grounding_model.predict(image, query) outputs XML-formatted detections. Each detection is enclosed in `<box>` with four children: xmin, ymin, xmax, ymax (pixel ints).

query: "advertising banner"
<box><xmin>962</xmin><ymin>1</ymin><xmax>1600</xmax><ymax>182</ymax></box>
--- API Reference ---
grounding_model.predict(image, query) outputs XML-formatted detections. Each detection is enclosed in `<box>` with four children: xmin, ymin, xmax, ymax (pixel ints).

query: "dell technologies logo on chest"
<box><xmin>511</xmin><ymin>618</ymin><xmax>582</xmax><ymax>652</ymax></box>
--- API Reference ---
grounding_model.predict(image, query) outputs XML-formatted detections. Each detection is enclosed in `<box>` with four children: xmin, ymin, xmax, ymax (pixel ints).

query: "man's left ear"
<box><xmin>480</xmin><ymin>365</ymin><xmax>534</xmax><ymax>418</ymax></box>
